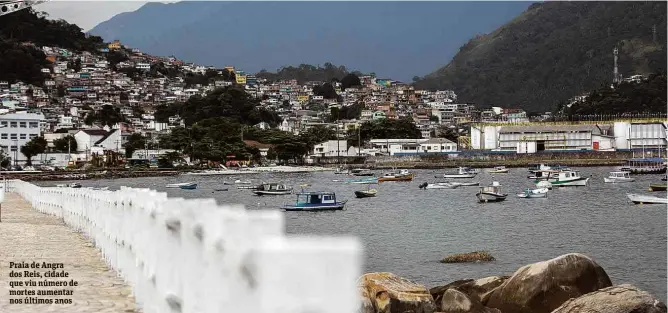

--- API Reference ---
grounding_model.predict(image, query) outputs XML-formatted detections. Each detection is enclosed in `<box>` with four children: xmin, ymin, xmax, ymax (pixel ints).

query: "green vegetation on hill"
<box><xmin>414</xmin><ymin>2</ymin><xmax>667</xmax><ymax>112</ymax></box>
<box><xmin>563</xmin><ymin>72</ymin><xmax>666</xmax><ymax>115</ymax></box>
<box><xmin>256</xmin><ymin>63</ymin><xmax>364</xmax><ymax>83</ymax></box>
<box><xmin>0</xmin><ymin>9</ymin><xmax>104</xmax><ymax>86</ymax></box>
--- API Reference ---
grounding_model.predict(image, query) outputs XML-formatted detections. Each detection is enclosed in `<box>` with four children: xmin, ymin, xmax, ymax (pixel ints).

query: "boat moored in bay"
<box><xmin>378</xmin><ymin>169</ymin><xmax>414</xmax><ymax>182</ymax></box>
<box><xmin>252</xmin><ymin>182</ymin><xmax>293</xmax><ymax>195</ymax></box>
<box><xmin>280</xmin><ymin>191</ymin><xmax>347</xmax><ymax>211</ymax></box>
<box><xmin>604</xmin><ymin>171</ymin><xmax>635</xmax><ymax>183</ymax></box>
<box><xmin>627</xmin><ymin>193</ymin><xmax>668</xmax><ymax>205</ymax></box>
<box><xmin>517</xmin><ymin>187</ymin><xmax>549</xmax><ymax>198</ymax></box>
<box><xmin>476</xmin><ymin>182</ymin><xmax>507</xmax><ymax>203</ymax></box>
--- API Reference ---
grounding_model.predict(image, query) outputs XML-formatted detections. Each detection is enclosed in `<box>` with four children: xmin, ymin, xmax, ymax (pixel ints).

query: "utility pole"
<box><xmin>358</xmin><ymin>126</ymin><xmax>361</xmax><ymax>157</ymax></box>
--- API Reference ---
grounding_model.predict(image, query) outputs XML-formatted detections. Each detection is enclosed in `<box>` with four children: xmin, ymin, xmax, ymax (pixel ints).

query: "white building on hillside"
<box><xmin>74</xmin><ymin>129</ymin><xmax>121</xmax><ymax>154</ymax></box>
<box><xmin>310</xmin><ymin>140</ymin><xmax>348</xmax><ymax>157</ymax></box>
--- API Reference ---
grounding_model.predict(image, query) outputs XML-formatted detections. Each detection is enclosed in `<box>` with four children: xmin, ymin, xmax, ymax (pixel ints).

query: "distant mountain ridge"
<box><xmin>89</xmin><ymin>1</ymin><xmax>532</xmax><ymax>82</ymax></box>
<box><xmin>413</xmin><ymin>1</ymin><xmax>667</xmax><ymax>112</ymax></box>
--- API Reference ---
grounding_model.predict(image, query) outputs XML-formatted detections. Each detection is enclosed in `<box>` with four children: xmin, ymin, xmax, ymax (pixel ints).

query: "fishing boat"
<box><xmin>604</xmin><ymin>171</ymin><xmax>635</xmax><ymax>183</ymax></box>
<box><xmin>334</xmin><ymin>166</ymin><xmax>349</xmax><ymax>175</ymax></box>
<box><xmin>528</xmin><ymin>163</ymin><xmax>568</xmax><ymax>173</ymax></box>
<box><xmin>351</xmin><ymin>168</ymin><xmax>374</xmax><ymax>176</ymax></box>
<box><xmin>441</xmin><ymin>167</ymin><xmax>478</xmax><ymax>179</ymax></box>
<box><xmin>517</xmin><ymin>187</ymin><xmax>549</xmax><ymax>198</ymax></box>
<box><xmin>627</xmin><ymin>193</ymin><xmax>668</xmax><ymax>205</ymax></box>
<box><xmin>180</xmin><ymin>183</ymin><xmax>198</xmax><ymax>190</ymax></box>
<box><xmin>354</xmin><ymin>185</ymin><xmax>377</xmax><ymax>198</ymax></box>
<box><xmin>345</xmin><ymin>177</ymin><xmax>378</xmax><ymax>184</ymax></box>
<box><xmin>476</xmin><ymin>182</ymin><xmax>507</xmax><ymax>203</ymax></box>
<box><xmin>166</xmin><ymin>182</ymin><xmax>197</xmax><ymax>188</ymax></box>
<box><xmin>252</xmin><ymin>182</ymin><xmax>293</xmax><ymax>195</ymax></box>
<box><xmin>280</xmin><ymin>191</ymin><xmax>347</xmax><ymax>211</ymax></box>
<box><xmin>488</xmin><ymin>166</ymin><xmax>509</xmax><ymax>174</ymax></box>
<box><xmin>419</xmin><ymin>182</ymin><xmax>460</xmax><ymax>189</ymax></box>
<box><xmin>378</xmin><ymin>169</ymin><xmax>414</xmax><ymax>182</ymax></box>
<box><xmin>619</xmin><ymin>158</ymin><xmax>667</xmax><ymax>174</ymax></box>
<box><xmin>649</xmin><ymin>183</ymin><xmax>667</xmax><ymax>192</ymax></box>
<box><xmin>538</xmin><ymin>170</ymin><xmax>590</xmax><ymax>187</ymax></box>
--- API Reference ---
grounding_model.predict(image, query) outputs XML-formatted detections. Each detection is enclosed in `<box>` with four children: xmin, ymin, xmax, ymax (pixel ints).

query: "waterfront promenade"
<box><xmin>0</xmin><ymin>193</ymin><xmax>138</xmax><ymax>313</ymax></box>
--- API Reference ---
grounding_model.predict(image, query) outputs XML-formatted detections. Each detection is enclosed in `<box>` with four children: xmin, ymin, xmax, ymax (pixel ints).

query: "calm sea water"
<box><xmin>40</xmin><ymin>167</ymin><xmax>668</xmax><ymax>299</ymax></box>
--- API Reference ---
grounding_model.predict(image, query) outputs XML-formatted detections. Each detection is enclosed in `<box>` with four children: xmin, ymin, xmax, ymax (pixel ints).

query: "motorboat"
<box><xmin>214</xmin><ymin>188</ymin><xmax>229</xmax><ymax>191</ymax></box>
<box><xmin>419</xmin><ymin>182</ymin><xmax>460</xmax><ymax>189</ymax></box>
<box><xmin>280</xmin><ymin>191</ymin><xmax>347</xmax><ymax>211</ymax></box>
<box><xmin>619</xmin><ymin>158</ymin><xmax>667</xmax><ymax>174</ymax></box>
<box><xmin>378</xmin><ymin>169</ymin><xmax>414</xmax><ymax>182</ymax></box>
<box><xmin>345</xmin><ymin>177</ymin><xmax>378</xmax><ymax>184</ymax></box>
<box><xmin>351</xmin><ymin>168</ymin><xmax>374</xmax><ymax>176</ymax></box>
<box><xmin>180</xmin><ymin>183</ymin><xmax>198</xmax><ymax>190</ymax></box>
<box><xmin>354</xmin><ymin>186</ymin><xmax>377</xmax><ymax>198</ymax></box>
<box><xmin>604</xmin><ymin>171</ymin><xmax>635</xmax><ymax>183</ymax></box>
<box><xmin>538</xmin><ymin>170</ymin><xmax>590</xmax><ymax>187</ymax></box>
<box><xmin>649</xmin><ymin>183</ymin><xmax>667</xmax><ymax>192</ymax></box>
<box><xmin>166</xmin><ymin>182</ymin><xmax>196</xmax><ymax>188</ymax></box>
<box><xmin>517</xmin><ymin>187</ymin><xmax>549</xmax><ymax>198</ymax></box>
<box><xmin>476</xmin><ymin>182</ymin><xmax>507</xmax><ymax>203</ymax></box>
<box><xmin>488</xmin><ymin>166</ymin><xmax>509</xmax><ymax>174</ymax></box>
<box><xmin>252</xmin><ymin>182</ymin><xmax>293</xmax><ymax>195</ymax></box>
<box><xmin>527</xmin><ymin>170</ymin><xmax>559</xmax><ymax>180</ymax></box>
<box><xmin>441</xmin><ymin>167</ymin><xmax>478</xmax><ymax>179</ymax></box>
<box><xmin>334</xmin><ymin>166</ymin><xmax>349</xmax><ymax>175</ymax></box>
<box><xmin>528</xmin><ymin>163</ymin><xmax>568</xmax><ymax>173</ymax></box>
<box><xmin>627</xmin><ymin>193</ymin><xmax>668</xmax><ymax>205</ymax></box>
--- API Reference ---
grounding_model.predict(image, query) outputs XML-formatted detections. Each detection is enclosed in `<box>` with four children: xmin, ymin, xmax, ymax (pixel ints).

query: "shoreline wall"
<box><xmin>7</xmin><ymin>180</ymin><xmax>362</xmax><ymax>313</ymax></box>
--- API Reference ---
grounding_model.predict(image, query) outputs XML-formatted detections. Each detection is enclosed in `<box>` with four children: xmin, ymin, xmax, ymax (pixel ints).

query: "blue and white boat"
<box><xmin>179</xmin><ymin>183</ymin><xmax>198</xmax><ymax>190</ymax></box>
<box><xmin>280</xmin><ymin>191</ymin><xmax>348</xmax><ymax>211</ymax></box>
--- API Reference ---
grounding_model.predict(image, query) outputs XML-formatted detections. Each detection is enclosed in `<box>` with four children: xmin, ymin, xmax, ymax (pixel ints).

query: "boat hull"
<box><xmin>378</xmin><ymin>175</ymin><xmax>413</xmax><ymax>182</ymax></box>
<box><xmin>545</xmin><ymin>177</ymin><xmax>589</xmax><ymax>187</ymax></box>
<box><xmin>517</xmin><ymin>193</ymin><xmax>547</xmax><ymax>198</ymax></box>
<box><xmin>476</xmin><ymin>192</ymin><xmax>507</xmax><ymax>203</ymax></box>
<box><xmin>604</xmin><ymin>177</ymin><xmax>635</xmax><ymax>183</ymax></box>
<box><xmin>354</xmin><ymin>191</ymin><xmax>376</xmax><ymax>198</ymax></box>
<box><xmin>649</xmin><ymin>184</ymin><xmax>667</xmax><ymax>192</ymax></box>
<box><xmin>425</xmin><ymin>183</ymin><xmax>460</xmax><ymax>189</ymax></box>
<box><xmin>353</xmin><ymin>173</ymin><xmax>374</xmax><ymax>176</ymax></box>
<box><xmin>627</xmin><ymin>193</ymin><xmax>668</xmax><ymax>204</ymax></box>
<box><xmin>620</xmin><ymin>167</ymin><xmax>667</xmax><ymax>174</ymax></box>
<box><xmin>179</xmin><ymin>184</ymin><xmax>198</xmax><ymax>190</ymax></box>
<box><xmin>281</xmin><ymin>203</ymin><xmax>346</xmax><ymax>211</ymax></box>
<box><xmin>166</xmin><ymin>182</ymin><xmax>196</xmax><ymax>188</ymax></box>
<box><xmin>253</xmin><ymin>190</ymin><xmax>292</xmax><ymax>195</ymax></box>
<box><xmin>488</xmin><ymin>169</ymin><xmax>509</xmax><ymax>174</ymax></box>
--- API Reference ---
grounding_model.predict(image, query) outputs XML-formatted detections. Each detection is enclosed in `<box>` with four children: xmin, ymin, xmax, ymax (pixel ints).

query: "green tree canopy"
<box><xmin>52</xmin><ymin>135</ymin><xmax>77</xmax><ymax>153</ymax></box>
<box><xmin>21</xmin><ymin>136</ymin><xmax>47</xmax><ymax>166</ymax></box>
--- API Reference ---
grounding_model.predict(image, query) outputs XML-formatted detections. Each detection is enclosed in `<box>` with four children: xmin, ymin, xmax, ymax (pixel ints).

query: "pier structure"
<box><xmin>2</xmin><ymin>180</ymin><xmax>362</xmax><ymax>313</ymax></box>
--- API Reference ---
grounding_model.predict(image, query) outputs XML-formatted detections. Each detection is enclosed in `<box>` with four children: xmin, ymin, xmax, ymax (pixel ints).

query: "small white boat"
<box><xmin>450</xmin><ymin>181</ymin><xmax>480</xmax><ymax>187</ymax></box>
<box><xmin>476</xmin><ymin>182</ymin><xmax>507</xmax><ymax>203</ymax></box>
<box><xmin>235</xmin><ymin>179</ymin><xmax>252</xmax><ymax>185</ymax></box>
<box><xmin>441</xmin><ymin>167</ymin><xmax>478</xmax><ymax>179</ymax></box>
<box><xmin>166</xmin><ymin>182</ymin><xmax>196</xmax><ymax>188</ymax></box>
<box><xmin>528</xmin><ymin>170</ymin><xmax>560</xmax><ymax>180</ymax></box>
<box><xmin>604</xmin><ymin>171</ymin><xmax>635</xmax><ymax>183</ymax></box>
<box><xmin>419</xmin><ymin>182</ymin><xmax>461</xmax><ymax>189</ymax></box>
<box><xmin>517</xmin><ymin>187</ymin><xmax>549</xmax><ymax>198</ymax></box>
<box><xmin>488</xmin><ymin>166</ymin><xmax>509</xmax><ymax>174</ymax></box>
<box><xmin>627</xmin><ymin>193</ymin><xmax>668</xmax><ymax>205</ymax></box>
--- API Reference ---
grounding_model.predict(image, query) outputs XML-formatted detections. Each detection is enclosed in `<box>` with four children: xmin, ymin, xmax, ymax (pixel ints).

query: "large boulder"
<box><xmin>551</xmin><ymin>284</ymin><xmax>667</xmax><ymax>313</ymax></box>
<box><xmin>431</xmin><ymin>276</ymin><xmax>509</xmax><ymax>304</ymax></box>
<box><xmin>358</xmin><ymin>272</ymin><xmax>435</xmax><ymax>313</ymax></box>
<box><xmin>440</xmin><ymin>288</ymin><xmax>501</xmax><ymax>313</ymax></box>
<box><xmin>485</xmin><ymin>253</ymin><xmax>613</xmax><ymax>313</ymax></box>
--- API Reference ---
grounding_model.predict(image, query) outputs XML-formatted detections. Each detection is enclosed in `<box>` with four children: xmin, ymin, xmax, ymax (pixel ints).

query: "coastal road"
<box><xmin>0</xmin><ymin>193</ymin><xmax>138</xmax><ymax>312</ymax></box>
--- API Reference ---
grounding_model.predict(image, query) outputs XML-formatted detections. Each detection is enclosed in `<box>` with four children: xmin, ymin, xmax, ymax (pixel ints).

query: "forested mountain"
<box><xmin>89</xmin><ymin>1</ymin><xmax>531</xmax><ymax>82</ymax></box>
<box><xmin>0</xmin><ymin>8</ymin><xmax>104</xmax><ymax>86</ymax></box>
<box><xmin>414</xmin><ymin>1</ymin><xmax>667</xmax><ymax>112</ymax></box>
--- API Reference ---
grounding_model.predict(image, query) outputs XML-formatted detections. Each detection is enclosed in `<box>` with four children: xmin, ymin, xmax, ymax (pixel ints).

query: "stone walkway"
<box><xmin>0</xmin><ymin>193</ymin><xmax>138</xmax><ymax>313</ymax></box>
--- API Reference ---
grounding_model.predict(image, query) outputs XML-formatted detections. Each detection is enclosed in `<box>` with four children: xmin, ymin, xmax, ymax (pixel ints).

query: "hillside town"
<box><xmin>0</xmin><ymin>39</ymin><xmax>665</xmax><ymax>169</ymax></box>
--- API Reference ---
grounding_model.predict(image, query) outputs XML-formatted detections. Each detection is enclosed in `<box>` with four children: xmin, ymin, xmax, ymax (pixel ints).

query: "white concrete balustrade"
<box><xmin>7</xmin><ymin>180</ymin><xmax>363</xmax><ymax>313</ymax></box>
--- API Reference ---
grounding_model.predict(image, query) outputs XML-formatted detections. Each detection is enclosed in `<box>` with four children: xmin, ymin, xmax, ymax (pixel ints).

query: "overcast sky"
<box><xmin>36</xmin><ymin>1</ymin><xmax>149</xmax><ymax>31</ymax></box>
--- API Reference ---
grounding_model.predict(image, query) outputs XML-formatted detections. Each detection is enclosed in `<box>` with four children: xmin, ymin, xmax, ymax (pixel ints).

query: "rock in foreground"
<box><xmin>485</xmin><ymin>253</ymin><xmax>612</xmax><ymax>313</ymax></box>
<box><xmin>430</xmin><ymin>276</ymin><xmax>509</xmax><ymax>304</ymax></box>
<box><xmin>358</xmin><ymin>272</ymin><xmax>435</xmax><ymax>313</ymax></box>
<box><xmin>440</xmin><ymin>288</ymin><xmax>501</xmax><ymax>313</ymax></box>
<box><xmin>552</xmin><ymin>284</ymin><xmax>667</xmax><ymax>313</ymax></box>
<box><xmin>441</xmin><ymin>251</ymin><xmax>495</xmax><ymax>263</ymax></box>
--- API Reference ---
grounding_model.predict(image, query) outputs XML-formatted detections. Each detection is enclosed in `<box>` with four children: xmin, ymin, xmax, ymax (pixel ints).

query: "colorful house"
<box><xmin>108</xmin><ymin>40</ymin><xmax>121</xmax><ymax>50</ymax></box>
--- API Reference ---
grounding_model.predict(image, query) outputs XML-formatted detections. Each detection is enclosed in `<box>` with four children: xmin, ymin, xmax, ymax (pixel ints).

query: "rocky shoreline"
<box><xmin>358</xmin><ymin>253</ymin><xmax>666</xmax><ymax>313</ymax></box>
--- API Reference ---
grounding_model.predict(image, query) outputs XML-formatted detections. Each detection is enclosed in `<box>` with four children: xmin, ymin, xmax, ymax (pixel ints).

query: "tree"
<box><xmin>21</xmin><ymin>136</ymin><xmax>47</xmax><ymax>166</ymax></box>
<box><xmin>341</xmin><ymin>73</ymin><xmax>361</xmax><ymax>90</ymax></box>
<box><xmin>313</xmin><ymin>83</ymin><xmax>338</xmax><ymax>99</ymax></box>
<box><xmin>124</xmin><ymin>133</ymin><xmax>146</xmax><ymax>158</ymax></box>
<box><xmin>266</xmin><ymin>147</ymin><xmax>277</xmax><ymax>161</ymax></box>
<box><xmin>412</xmin><ymin>76</ymin><xmax>421</xmax><ymax>82</ymax></box>
<box><xmin>84</xmin><ymin>105</ymin><xmax>125</xmax><ymax>127</ymax></box>
<box><xmin>52</xmin><ymin>135</ymin><xmax>77</xmax><ymax>153</ymax></box>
